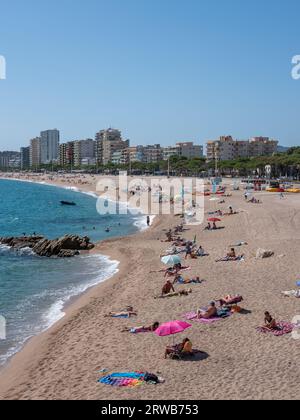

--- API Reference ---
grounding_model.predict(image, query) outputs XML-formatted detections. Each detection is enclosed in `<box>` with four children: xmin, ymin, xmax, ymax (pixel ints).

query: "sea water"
<box><xmin>0</xmin><ymin>179</ymin><xmax>146</xmax><ymax>365</ymax></box>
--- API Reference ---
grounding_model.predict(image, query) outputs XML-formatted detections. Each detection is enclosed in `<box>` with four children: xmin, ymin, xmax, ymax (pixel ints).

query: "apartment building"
<box><xmin>163</xmin><ymin>142</ymin><xmax>203</xmax><ymax>160</ymax></box>
<box><xmin>0</xmin><ymin>151</ymin><xmax>21</xmax><ymax>168</ymax></box>
<box><xmin>206</xmin><ymin>136</ymin><xmax>278</xmax><ymax>161</ymax></box>
<box><xmin>59</xmin><ymin>142</ymin><xmax>75</xmax><ymax>167</ymax></box>
<box><xmin>73</xmin><ymin>139</ymin><xmax>95</xmax><ymax>166</ymax></box>
<box><xmin>40</xmin><ymin>129</ymin><xmax>60</xmax><ymax>164</ymax></box>
<box><xmin>30</xmin><ymin>137</ymin><xmax>41</xmax><ymax>167</ymax></box>
<box><xmin>95</xmin><ymin>128</ymin><xmax>129</xmax><ymax>165</ymax></box>
<box><xmin>20</xmin><ymin>147</ymin><xmax>30</xmax><ymax>169</ymax></box>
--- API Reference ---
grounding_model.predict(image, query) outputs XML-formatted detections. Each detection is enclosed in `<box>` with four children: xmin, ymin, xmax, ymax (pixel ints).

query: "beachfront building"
<box><xmin>143</xmin><ymin>144</ymin><xmax>163</xmax><ymax>163</ymax></box>
<box><xmin>20</xmin><ymin>147</ymin><xmax>30</xmax><ymax>170</ymax></box>
<box><xmin>29</xmin><ymin>137</ymin><xmax>41</xmax><ymax>168</ymax></box>
<box><xmin>40</xmin><ymin>129</ymin><xmax>60</xmax><ymax>164</ymax></box>
<box><xmin>0</xmin><ymin>151</ymin><xmax>21</xmax><ymax>169</ymax></box>
<box><xmin>59</xmin><ymin>142</ymin><xmax>75</xmax><ymax>167</ymax></box>
<box><xmin>206</xmin><ymin>136</ymin><xmax>278</xmax><ymax>161</ymax></box>
<box><xmin>163</xmin><ymin>142</ymin><xmax>203</xmax><ymax>161</ymax></box>
<box><xmin>95</xmin><ymin>128</ymin><xmax>129</xmax><ymax>165</ymax></box>
<box><xmin>73</xmin><ymin>139</ymin><xmax>95</xmax><ymax>167</ymax></box>
<box><xmin>249</xmin><ymin>137</ymin><xmax>278</xmax><ymax>157</ymax></box>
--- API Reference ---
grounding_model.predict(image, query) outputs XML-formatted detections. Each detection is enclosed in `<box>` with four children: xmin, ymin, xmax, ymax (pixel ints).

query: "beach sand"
<box><xmin>0</xmin><ymin>174</ymin><xmax>299</xmax><ymax>400</ymax></box>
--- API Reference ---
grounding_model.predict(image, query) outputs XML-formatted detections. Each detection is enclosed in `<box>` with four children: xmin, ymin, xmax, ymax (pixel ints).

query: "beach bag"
<box><xmin>144</xmin><ymin>373</ymin><xmax>159</xmax><ymax>384</ymax></box>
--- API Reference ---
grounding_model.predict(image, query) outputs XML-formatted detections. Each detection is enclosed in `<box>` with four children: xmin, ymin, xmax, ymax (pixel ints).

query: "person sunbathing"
<box><xmin>204</xmin><ymin>222</ymin><xmax>212</xmax><ymax>231</ymax></box>
<box><xmin>155</xmin><ymin>288</ymin><xmax>192</xmax><ymax>299</ymax></box>
<box><xmin>196</xmin><ymin>246</ymin><xmax>208</xmax><ymax>257</ymax></box>
<box><xmin>164</xmin><ymin>338</ymin><xmax>193</xmax><ymax>359</ymax></box>
<box><xmin>227</xmin><ymin>248</ymin><xmax>236</xmax><ymax>258</ymax></box>
<box><xmin>122</xmin><ymin>322</ymin><xmax>160</xmax><ymax>333</ymax></box>
<box><xmin>218</xmin><ymin>294</ymin><xmax>243</xmax><ymax>306</ymax></box>
<box><xmin>197</xmin><ymin>301</ymin><xmax>217</xmax><ymax>319</ymax></box>
<box><xmin>262</xmin><ymin>312</ymin><xmax>278</xmax><ymax>331</ymax></box>
<box><xmin>173</xmin><ymin>275</ymin><xmax>202</xmax><ymax>285</ymax></box>
<box><xmin>162</xmin><ymin>280</ymin><xmax>175</xmax><ymax>295</ymax></box>
<box><xmin>106</xmin><ymin>306</ymin><xmax>137</xmax><ymax>318</ymax></box>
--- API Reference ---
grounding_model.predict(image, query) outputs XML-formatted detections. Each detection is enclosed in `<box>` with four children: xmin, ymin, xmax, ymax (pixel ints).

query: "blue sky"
<box><xmin>0</xmin><ymin>0</ymin><xmax>300</xmax><ymax>150</ymax></box>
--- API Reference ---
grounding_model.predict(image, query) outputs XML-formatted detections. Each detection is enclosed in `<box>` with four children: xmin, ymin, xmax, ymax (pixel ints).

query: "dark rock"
<box><xmin>0</xmin><ymin>235</ymin><xmax>94</xmax><ymax>258</ymax></box>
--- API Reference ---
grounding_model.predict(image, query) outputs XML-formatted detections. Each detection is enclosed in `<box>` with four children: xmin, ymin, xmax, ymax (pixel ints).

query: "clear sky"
<box><xmin>0</xmin><ymin>0</ymin><xmax>300</xmax><ymax>150</ymax></box>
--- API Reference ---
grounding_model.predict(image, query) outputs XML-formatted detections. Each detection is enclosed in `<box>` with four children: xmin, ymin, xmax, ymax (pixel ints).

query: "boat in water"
<box><xmin>60</xmin><ymin>201</ymin><xmax>77</xmax><ymax>206</ymax></box>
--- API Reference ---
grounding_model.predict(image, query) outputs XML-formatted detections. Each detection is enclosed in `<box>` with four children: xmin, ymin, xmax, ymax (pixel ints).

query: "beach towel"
<box><xmin>216</xmin><ymin>256</ymin><xmax>244</xmax><ymax>262</ymax></box>
<box><xmin>281</xmin><ymin>290</ymin><xmax>300</xmax><ymax>298</ymax></box>
<box><xmin>111</xmin><ymin>314</ymin><xmax>130</xmax><ymax>318</ymax></box>
<box><xmin>184</xmin><ymin>311</ymin><xmax>230</xmax><ymax>324</ymax></box>
<box><xmin>99</xmin><ymin>372</ymin><xmax>162</xmax><ymax>387</ymax></box>
<box><xmin>256</xmin><ymin>321</ymin><xmax>295</xmax><ymax>336</ymax></box>
<box><xmin>99</xmin><ymin>372</ymin><xmax>146</xmax><ymax>387</ymax></box>
<box><xmin>130</xmin><ymin>327</ymin><xmax>152</xmax><ymax>334</ymax></box>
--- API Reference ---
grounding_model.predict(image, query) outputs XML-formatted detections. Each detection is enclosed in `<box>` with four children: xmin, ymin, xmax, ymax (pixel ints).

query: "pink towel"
<box><xmin>184</xmin><ymin>312</ymin><xmax>222</xmax><ymax>324</ymax></box>
<box><xmin>256</xmin><ymin>321</ymin><xmax>295</xmax><ymax>336</ymax></box>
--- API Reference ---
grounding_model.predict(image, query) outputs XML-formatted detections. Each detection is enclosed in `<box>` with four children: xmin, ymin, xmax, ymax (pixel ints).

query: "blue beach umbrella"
<box><xmin>161</xmin><ymin>255</ymin><xmax>181</xmax><ymax>266</ymax></box>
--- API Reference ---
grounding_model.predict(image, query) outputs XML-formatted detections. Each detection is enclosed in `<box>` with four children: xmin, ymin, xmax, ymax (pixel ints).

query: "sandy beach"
<box><xmin>0</xmin><ymin>173</ymin><xmax>299</xmax><ymax>400</ymax></box>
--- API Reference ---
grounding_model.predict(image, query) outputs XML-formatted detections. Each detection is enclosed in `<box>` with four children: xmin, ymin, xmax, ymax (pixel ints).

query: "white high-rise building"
<box><xmin>40</xmin><ymin>129</ymin><xmax>60</xmax><ymax>164</ymax></box>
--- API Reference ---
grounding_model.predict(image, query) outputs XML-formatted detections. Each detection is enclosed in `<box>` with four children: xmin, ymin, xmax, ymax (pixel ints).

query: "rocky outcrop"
<box><xmin>0</xmin><ymin>235</ymin><xmax>94</xmax><ymax>258</ymax></box>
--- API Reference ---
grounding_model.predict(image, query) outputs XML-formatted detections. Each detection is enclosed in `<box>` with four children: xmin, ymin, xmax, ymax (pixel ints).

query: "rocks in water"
<box><xmin>0</xmin><ymin>235</ymin><xmax>94</xmax><ymax>258</ymax></box>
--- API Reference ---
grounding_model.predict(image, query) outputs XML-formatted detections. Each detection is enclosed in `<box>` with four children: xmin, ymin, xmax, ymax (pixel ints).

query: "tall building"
<box><xmin>40</xmin><ymin>129</ymin><xmax>60</xmax><ymax>164</ymax></box>
<box><xmin>73</xmin><ymin>139</ymin><xmax>95</xmax><ymax>166</ymax></box>
<box><xmin>30</xmin><ymin>137</ymin><xmax>41</xmax><ymax>167</ymax></box>
<box><xmin>59</xmin><ymin>142</ymin><xmax>75</xmax><ymax>167</ymax></box>
<box><xmin>20</xmin><ymin>147</ymin><xmax>30</xmax><ymax>169</ymax></box>
<box><xmin>0</xmin><ymin>151</ymin><xmax>21</xmax><ymax>169</ymax></box>
<box><xmin>206</xmin><ymin>136</ymin><xmax>278</xmax><ymax>161</ymax></box>
<box><xmin>95</xmin><ymin>128</ymin><xmax>129</xmax><ymax>165</ymax></box>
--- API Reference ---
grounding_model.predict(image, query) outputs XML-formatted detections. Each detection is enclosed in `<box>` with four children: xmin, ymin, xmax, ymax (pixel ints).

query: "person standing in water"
<box><xmin>147</xmin><ymin>216</ymin><xmax>151</xmax><ymax>227</ymax></box>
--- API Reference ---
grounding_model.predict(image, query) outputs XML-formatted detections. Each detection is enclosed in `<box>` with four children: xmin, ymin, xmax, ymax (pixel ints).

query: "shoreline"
<box><xmin>0</xmin><ymin>175</ymin><xmax>155</xmax><ymax>370</ymax></box>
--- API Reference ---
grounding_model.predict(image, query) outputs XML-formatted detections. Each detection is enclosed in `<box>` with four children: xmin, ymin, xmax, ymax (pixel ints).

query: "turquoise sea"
<box><xmin>0</xmin><ymin>179</ymin><xmax>144</xmax><ymax>365</ymax></box>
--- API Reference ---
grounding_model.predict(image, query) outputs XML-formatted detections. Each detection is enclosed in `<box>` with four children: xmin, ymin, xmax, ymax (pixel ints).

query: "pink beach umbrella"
<box><xmin>155</xmin><ymin>320</ymin><xmax>192</xmax><ymax>337</ymax></box>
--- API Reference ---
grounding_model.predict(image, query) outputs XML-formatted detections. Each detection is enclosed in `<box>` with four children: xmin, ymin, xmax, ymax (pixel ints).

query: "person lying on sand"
<box><xmin>231</xmin><ymin>241</ymin><xmax>248</xmax><ymax>247</ymax></box>
<box><xmin>122</xmin><ymin>322</ymin><xmax>160</xmax><ymax>333</ymax></box>
<box><xmin>197</xmin><ymin>301</ymin><xmax>217</xmax><ymax>319</ymax></box>
<box><xmin>105</xmin><ymin>306</ymin><xmax>137</xmax><ymax>318</ymax></box>
<box><xmin>173</xmin><ymin>275</ymin><xmax>202</xmax><ymax>285</ymax></box>
<box><xmin>155</xmin><ymin>289</ymin><xmax>192</xmax><ymax>299</ymax></box>
<box><xmin>218</xmin><ymin>295</ymin><xmax>243</xmax><ymax>306</ymax></box>
<box><xmin>165</xmin><ymin>338</ymin><xmax>193</xmax><ymax>359</ymax></box>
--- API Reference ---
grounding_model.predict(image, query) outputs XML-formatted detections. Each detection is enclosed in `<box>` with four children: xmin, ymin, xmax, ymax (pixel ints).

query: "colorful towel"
<box><xmin>99</xmin><ymin>372</ymin><xmax>146</xmax><ymax>387</ymax></box>
<box><xmin>256</xmin><ymin>321</ymin><xmax>295</xmax><ymax>336</ymax></box>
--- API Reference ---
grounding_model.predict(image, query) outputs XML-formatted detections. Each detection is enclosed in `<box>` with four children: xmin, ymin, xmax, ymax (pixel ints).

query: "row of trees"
<box><xmin>3</xmin><ymin>148</ymin><xmax>300</xmax><ymax>178</ymax></box>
